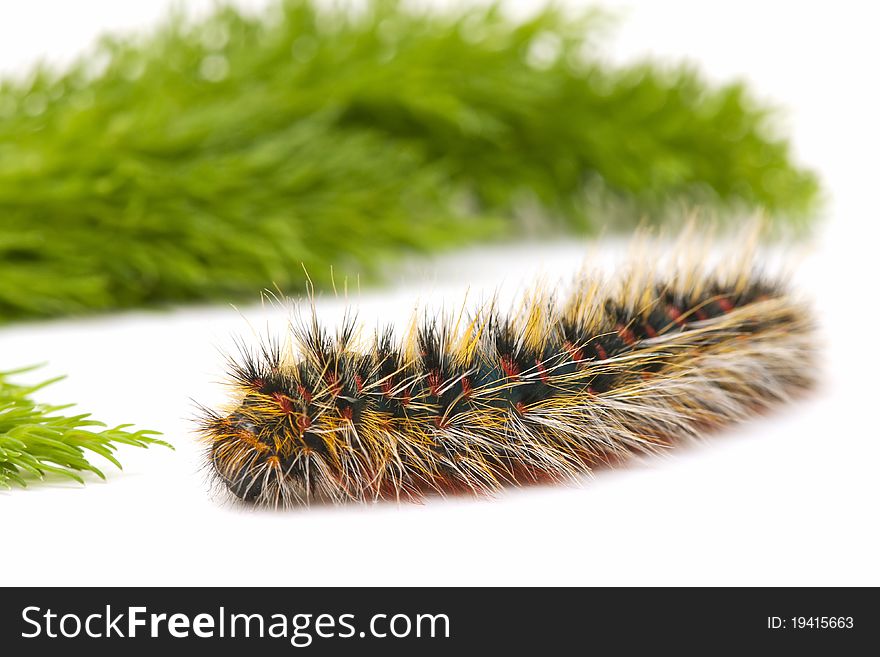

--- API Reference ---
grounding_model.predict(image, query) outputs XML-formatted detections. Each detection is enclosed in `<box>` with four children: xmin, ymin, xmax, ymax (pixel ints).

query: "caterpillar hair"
<box><xmin>198</xmin><ymin>233</ymin><xmax>815</xmax><ymax>508</ymax></box>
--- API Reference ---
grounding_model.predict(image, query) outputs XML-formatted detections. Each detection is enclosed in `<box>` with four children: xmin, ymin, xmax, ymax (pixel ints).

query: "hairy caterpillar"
<box><xmin>198</xmin><ymin>237</ymin><xmax>815</xmax><ymax>508</ymax></box>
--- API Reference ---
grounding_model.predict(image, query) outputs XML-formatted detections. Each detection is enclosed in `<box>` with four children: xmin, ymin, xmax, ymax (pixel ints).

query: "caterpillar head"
<box><xmin>201</xmin><ymin>330</ymin><xmax>378</xmax><ymax>508</ymax></box>
<box><xmin>205</xmin><ymin>391</ymin><xmax>351</xmax><ymax>507</ymax></box>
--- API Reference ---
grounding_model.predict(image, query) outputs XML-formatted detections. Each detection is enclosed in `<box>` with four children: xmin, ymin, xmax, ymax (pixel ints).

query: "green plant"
<box><xmin>0</xmin><ymin>367</ymin><xmax>168</xmax><ymax>488</ymax></box>
<box><xmin>0</xmin><ymin>0</ymin><xmax>819</xmax><ymax>321</ymax></box>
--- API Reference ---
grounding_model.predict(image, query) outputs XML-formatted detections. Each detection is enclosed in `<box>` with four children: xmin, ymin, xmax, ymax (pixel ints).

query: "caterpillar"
<box><xmin>198</xmin><ymin>236</ymin><xmax>815</xmax><ymax>508</ymax></box>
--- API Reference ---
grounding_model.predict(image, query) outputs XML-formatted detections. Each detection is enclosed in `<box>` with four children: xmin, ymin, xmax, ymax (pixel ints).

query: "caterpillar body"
<box><xmin>199</xmin><ymin>239</ymin><xmax>815</xmax><ymax>508</ymax></box>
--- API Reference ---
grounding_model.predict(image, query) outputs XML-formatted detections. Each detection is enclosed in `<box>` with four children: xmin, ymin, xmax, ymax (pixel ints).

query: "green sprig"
<box><xmin>0</xmin><ymin>367</ymin><xmax>169</xmax><ymax>489</ymax></box>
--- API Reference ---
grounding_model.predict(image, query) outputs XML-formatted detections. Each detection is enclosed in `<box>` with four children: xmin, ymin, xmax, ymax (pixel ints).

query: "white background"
<box><xmin>1</xmin><ymin>1</ymin><xmax>878</xmax><ymax>586</ymax></box>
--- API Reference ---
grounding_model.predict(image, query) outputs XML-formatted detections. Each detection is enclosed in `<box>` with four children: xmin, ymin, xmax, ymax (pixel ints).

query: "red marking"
<box><xmin>563</xmin><ymin>341</ymin><xmax>584</xmax><ymax>362</ymax></box>
<box><xmin>339</xmin><ymin>405</ymin><xmax>353</xmax><ymax>421</ymax></box>
<box><xmin>616</xmin><ymin>323</ymin><xmax>636</xmax><ymax>346</ymax></box>
<box><xmin>515</xmin><ymin>401</ymin><xmax>527</xmax><ymax>415</ymax></box>
<box><xmin>587</xmin><ymin>386</ymin><xmax>596</xmax><ymax>395</ymax></box>
<box><xmin>272</xmin><ymin>392</ymin><xmax>293</xmax><ymax>414</ymax></box>
<box><xmin>460</xmin><ymin>377</ymin><xmax>472</xmax><ymax>398</ymax></box>
<box><xmin>666</xmin><ymin>305</ymin><xmax>686</xmax><ymax>327</ymax></box>
<box><xmin>324</xmin><ymin>372</ymin><xmax>342</xmax><ymax>396</ymax></box>
<box><xmin>717</xmin><ymin>297</ymin><xmax>734</xmax><ymax>313</ymax></box>
<box><xmin>251</xmin><ymin>377</ymin><xmax>264</xmax><ymax>390</ymax></box>
<box><xmin>381</xmin><ymin>379</ymin><xmax>393</xmax><ymax>396</ymax></box>
<box><xmin>694</xmin><ymin>308</ymin><xmax>708</xmax><ymax>321</ymax></box>
<box><xmin>297</xmin><ymin>385</ymin><xmax>313</xmax><ymax>404</ymax></box>
<box><xmin>433</xmin><ymin>416</ymin><xmax>449</xmax><ymax>429</ymax></box>
<box><xmin>354</xmin><ymin>374</ymin><xmax>364</xmax><ymax>394</ymax></box>
<box><xmin>535</xmin><ymin>359</ymin><xmax>550</xmax><ymax>383</ymax></box>
<box><xmin>401</xmin><ymin>391</ymin><xmax>411</xmax><ymax>407</ymax></box>
<box><xmin>427</xmin><ymin>370</ymin><xmax>442</xmax><ymax>396</ymax></box>
<box><xmin>296</xmin><ymin>414</ymin><xmax>312</xmax><ymax>431</ymax></box>
<box><xmin>594</xmin><ymin>342</ymin><xmax>608</xmax><ymax>360</ymax></box>
<box><xmin>643</xmin><ymin>322</ymin><xmax>657</xmax><ymax>338</ymax></box>
<box><xmin>500</xmin><ymin>355</ymin><xmax>520</xmax><ymax>379</ymax></box>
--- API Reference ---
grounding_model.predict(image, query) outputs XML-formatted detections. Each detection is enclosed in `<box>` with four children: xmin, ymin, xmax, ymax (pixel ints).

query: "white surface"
<box><xmin>2</xmin><ymin>1</ymin><xmax>879</xmax><ymax>586</ymax></box>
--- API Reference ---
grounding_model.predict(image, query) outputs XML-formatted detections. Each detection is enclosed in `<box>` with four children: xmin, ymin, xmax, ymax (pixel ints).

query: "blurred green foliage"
<box><xmin>0</xmin><ymin>0</ymin><xmax>819</xmax><ymax>321</ymax></box>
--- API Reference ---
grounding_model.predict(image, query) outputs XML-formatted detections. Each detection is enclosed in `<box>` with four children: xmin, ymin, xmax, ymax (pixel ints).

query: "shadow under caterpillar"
<box><xmin>198</xmin><ymin>236</ymin><xmax>815</xmax><ymax>508</ymax></box>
